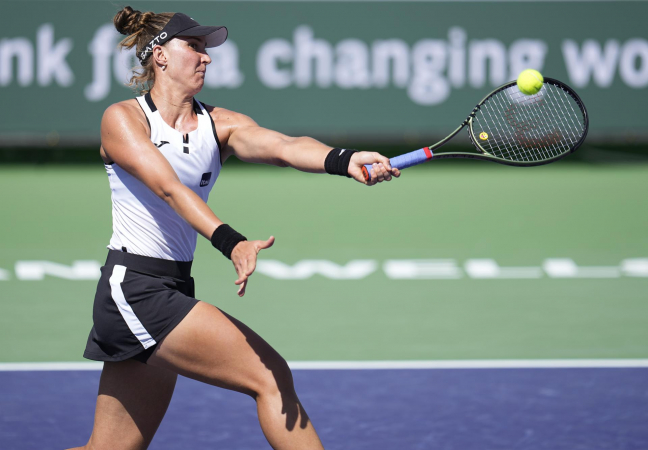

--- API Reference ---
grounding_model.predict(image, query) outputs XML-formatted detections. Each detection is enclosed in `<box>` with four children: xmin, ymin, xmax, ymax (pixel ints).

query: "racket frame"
<box><xmin>362</xmin><ymin>77</ymin><xmax>589</xmax><ymax>180</ymax></box>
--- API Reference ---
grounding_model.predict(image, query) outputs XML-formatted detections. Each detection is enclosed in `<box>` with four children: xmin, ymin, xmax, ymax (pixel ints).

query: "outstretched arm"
<box><xmin>217</xmin><ymin>110</ymin><xmax>400</xmax><ymax>185</ymax></box>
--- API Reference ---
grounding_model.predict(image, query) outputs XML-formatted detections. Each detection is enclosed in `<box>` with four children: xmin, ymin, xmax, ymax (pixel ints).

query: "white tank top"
<box><xmin>106</xmin><ymin>93</ymin><xmax>222</xmax><ymax>261</ymax></box>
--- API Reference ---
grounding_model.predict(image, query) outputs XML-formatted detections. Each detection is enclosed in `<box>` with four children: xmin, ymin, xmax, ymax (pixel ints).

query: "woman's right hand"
<box><xmin>231</xmin><ymin>236</ymin><xmax>275</xmax><ymax>297</ymax></box>
<box><xmin>348</xmin><ymin>151</ymin><xmax>401</xmax><ymax>186</ymax></box>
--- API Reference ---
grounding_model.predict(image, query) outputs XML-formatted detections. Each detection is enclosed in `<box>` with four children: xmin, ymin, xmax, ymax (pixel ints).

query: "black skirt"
<box><xmin>84</xmin><ymin>249</ymin><xmax>199</xmax><ymax>363</ymax></box>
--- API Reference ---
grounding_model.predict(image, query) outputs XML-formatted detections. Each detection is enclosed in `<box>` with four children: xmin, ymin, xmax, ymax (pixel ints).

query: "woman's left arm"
<box><xmin>216</xmin><ymin>109</ymin><xmax>400</xmax><ymax>185</ymax></box>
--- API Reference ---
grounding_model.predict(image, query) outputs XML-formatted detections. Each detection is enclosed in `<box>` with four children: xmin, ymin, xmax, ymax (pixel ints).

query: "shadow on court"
<box><xmin>1</xmin><ymin>368</ymin><xmax>647</xmax><ymax>449</ymax></box>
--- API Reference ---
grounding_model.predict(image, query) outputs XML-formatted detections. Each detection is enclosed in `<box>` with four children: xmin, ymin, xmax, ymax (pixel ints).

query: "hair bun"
<box><xmin>114</xmin><ymin>6</ymin><xmax>154</xmax><ymax>36</ymax></box>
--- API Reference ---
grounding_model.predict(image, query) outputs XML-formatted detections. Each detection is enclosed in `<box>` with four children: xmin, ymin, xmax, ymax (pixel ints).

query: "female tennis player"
<box><xmin>70</xmin><ymin>6</ymin><xmax>399</xmax><ymax>450</ymax></box>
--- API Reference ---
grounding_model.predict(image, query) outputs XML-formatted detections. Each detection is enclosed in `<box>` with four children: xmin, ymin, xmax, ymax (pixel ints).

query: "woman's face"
<box><xmin>161</xmin><ymin>36</ymin><xmax>212</xmax><ymax>93</ymax></box>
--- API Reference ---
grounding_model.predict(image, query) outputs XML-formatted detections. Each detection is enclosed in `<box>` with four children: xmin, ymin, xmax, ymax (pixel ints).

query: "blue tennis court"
<box><xmin>2</xmin><ymin>365</ymin><xmax>647</xmax><ymax>449</ymax></box>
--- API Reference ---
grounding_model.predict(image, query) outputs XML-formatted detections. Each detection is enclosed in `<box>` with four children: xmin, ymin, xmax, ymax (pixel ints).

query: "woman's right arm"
<box><xmin>101</xmin><ymin>102</ymin><xmax>272</xmax><ymax>297</ymax></box>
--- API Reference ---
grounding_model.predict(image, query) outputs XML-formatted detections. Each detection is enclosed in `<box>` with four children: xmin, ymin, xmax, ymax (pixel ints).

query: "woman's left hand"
<box><xmin>348</xmin><ymin>152</ymin><xmax>401</xmax><ymax>186</ymax></box>
<box><xmin>231</xmin><ymin>236</ymin><xmax>275</xmax><ymax>297</ymax></box>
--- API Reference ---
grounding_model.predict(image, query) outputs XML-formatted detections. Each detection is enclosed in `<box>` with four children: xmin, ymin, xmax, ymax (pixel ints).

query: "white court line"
<box><xmin>289</xmin><ymin>360</ymin><xmax>648</xmax><ymax>369</ymax></box>
<box><xmin>0</xmin><ymin>362</ymin><xmax>104</xmax><ymax>371</ymax></box>
<box><xmin>2</xmin><ymin>360</ymin><xmax>648</xmax><ymax>372</ymax></box>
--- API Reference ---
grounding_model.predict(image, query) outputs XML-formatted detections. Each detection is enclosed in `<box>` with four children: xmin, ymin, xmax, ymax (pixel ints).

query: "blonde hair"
<box><xmin>113</xmin><ymin>6</ymin><xmax>174</xmax><ymax>94</ymax></box>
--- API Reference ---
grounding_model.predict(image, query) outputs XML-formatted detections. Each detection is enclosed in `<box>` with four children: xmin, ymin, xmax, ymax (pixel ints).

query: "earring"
<box><xmin>162</xmin><ymin>65</ymin><xmax>166</xmax><ymax>71</ymax></box>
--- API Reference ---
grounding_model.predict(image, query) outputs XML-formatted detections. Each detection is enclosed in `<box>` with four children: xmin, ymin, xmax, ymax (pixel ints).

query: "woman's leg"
<box><xmin>68</xmin><ymin>359</ymin><xmax>177</xmax><ymax>450</ymax></box>
<box><xmin>146</xmin><ymin>301</ymin><xmax>324</xmax><ymax>450</ymax></box>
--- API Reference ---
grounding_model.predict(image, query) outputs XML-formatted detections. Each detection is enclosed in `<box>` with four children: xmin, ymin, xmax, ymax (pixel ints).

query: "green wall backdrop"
<box><xmin>0</xmin><ymin>0</ymin><xmax>647</xmax><ymax>145</ymax></box>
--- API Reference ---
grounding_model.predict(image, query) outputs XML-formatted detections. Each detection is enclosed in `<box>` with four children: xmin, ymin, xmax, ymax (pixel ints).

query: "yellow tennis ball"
<box><xmin>517</xmin><ymin>69</ymin><xmax>544</xmax><ymax>95</ymax></box>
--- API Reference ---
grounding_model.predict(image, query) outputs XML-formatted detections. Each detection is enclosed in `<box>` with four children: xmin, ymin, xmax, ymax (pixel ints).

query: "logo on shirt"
<box><xmin>154</xmin><ymin>141</ymin><xmax>169</xmax><ymax>148</ymax></box>
<box><xmin>200</xmin><ymin>172</ymin><xmax>212</xmax><ymax>187</ymax></box>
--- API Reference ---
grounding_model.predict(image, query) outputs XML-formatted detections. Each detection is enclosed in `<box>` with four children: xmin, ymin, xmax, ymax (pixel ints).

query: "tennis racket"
<box><xmin>362</xmin><ymin>77</ymin><xmax>589</xmax><ymax>181</ymax></box>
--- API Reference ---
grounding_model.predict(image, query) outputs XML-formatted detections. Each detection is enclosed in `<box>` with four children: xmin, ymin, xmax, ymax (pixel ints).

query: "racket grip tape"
<box><xmin>362</xmin><ymin>147</ymin><xmax>433</xmax><ymax>181</ymax></box>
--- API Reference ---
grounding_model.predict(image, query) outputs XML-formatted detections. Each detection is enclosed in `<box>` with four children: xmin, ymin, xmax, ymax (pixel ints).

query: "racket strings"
<box><xmin>494</xmin><ymin>88</ymin><xmax>567</xmax><ymax>160</ymax></box>
<box><xmin>484</xmin><ymin>88</ymin><xmax>565</xmax><ymax>161</ymax></box>
<box><xmin>471</xmin><ymin>83</ymin><xmax>586</xmax><ymax>162</ymax></box>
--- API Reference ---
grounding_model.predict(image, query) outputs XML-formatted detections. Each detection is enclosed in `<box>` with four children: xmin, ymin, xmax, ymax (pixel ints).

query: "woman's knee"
<box><xmin>250</xmin><ymin>354</ymin><xmax>296</xmax><ymax>399</ymax></box>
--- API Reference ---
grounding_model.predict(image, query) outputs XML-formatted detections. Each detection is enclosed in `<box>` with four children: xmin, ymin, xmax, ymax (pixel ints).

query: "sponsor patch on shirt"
<box><xmin>200</xmin><ymin>172</ymin><xmax>212</xmax><ymax>187</ymax></box>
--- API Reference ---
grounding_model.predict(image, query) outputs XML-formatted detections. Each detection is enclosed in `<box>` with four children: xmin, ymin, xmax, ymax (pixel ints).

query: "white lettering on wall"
<box><xmin>257</xmin><ymin>38</ymin><xmax>293</xmax><ymax>89</ymax></box>
<box><xmin>255</xmin><ymin>26</ymin><xmax>552</xmax><ymax>106</ymax></box>
<box><xmin>85</xmin><ymin>24</ymin><xmax>117</xmax><ymax>101</ymax></box>
<box><xmin>335</xmin><ymin>39</ymin><xmax>371</xmax><ymax>89</ymax></box>
<box><xmin>408</xmin><ymin>39</ymin><xmax>449</xmax><ymax>105</ymax></box>
<box><xmin>1</xmin><ymin>23</ymin><xmax>646</xmax><ymax>106</ymax></box>
<box><xmin>562</xmin><ymin>39</ymin><xmax>620</xmax><ymax>88</ymax></box>
<box><xmin>618</xmin><ymin>39</ymin><xmax>648</xmax><ymax>88</ymax></box>
<box><xmin>469</xmin><ymin>39</ymin><xmax>507</xmax><ymax>88</ymax></box>
<box><xmin>0</xmin><ymin>37</ymin><xmax>34</xmax><ymax>86</ymax></box>
<box><xmin>295</xmin><ymin>26</ymin><xmax>333</xmax><ymax>88</ymax></box>
<box><xmin>560</xmin><ymin>38</ymin><xmax>648</xmax><ymax>89</ymax></box>
<box><xmin>372</xmin><ymin>39</ymin><xmax>409</xmax><ymax>88</ymax></box>
<box><xmin>448</xmin><ymin>27</ymin><xmax>467</xmax><ymax>88</ymax></box>
<box><xmin>0</xmin><ymin>25</ymin><xmax>73</xmax><ymax>88</ymax></box>
<box><xmin>37</xmin><ymin>24</ymin><xmax>74</xmax><ymax>87</ymax></box>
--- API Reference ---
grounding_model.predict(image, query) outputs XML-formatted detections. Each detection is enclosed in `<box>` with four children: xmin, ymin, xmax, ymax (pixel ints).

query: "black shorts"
<box><xmin>84</xmin><ymin>250</ymin><xmax>199</xmax><ymax>364</ymax></box>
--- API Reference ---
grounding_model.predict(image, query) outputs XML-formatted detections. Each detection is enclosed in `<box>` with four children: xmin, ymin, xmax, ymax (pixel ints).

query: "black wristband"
<box><xmin>210</xmin><ymin>224</ymin><xmax>247</xmax><ymax>260</ymax></box>
<box><xmin>325</xmin><ymin>148</ymin><xmax>357</xmax><ymax>178</ymax></box>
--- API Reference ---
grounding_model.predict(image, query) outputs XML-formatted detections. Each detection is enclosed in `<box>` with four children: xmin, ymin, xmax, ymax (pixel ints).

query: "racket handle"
<box><xmin>362</xmin><ymin>147</ymin><xmax>433</xmax><ymax>181</ymax></box>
